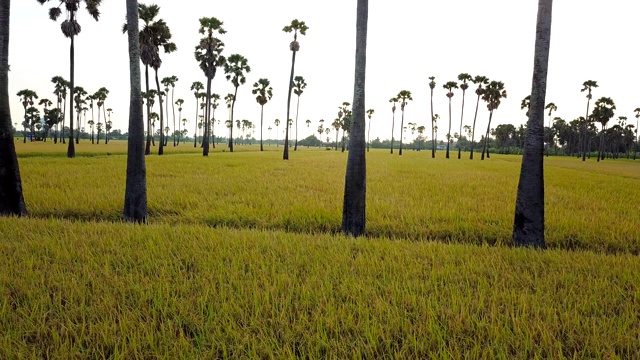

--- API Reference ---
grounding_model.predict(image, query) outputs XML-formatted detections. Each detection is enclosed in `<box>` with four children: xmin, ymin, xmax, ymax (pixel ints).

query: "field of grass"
<box><xmin>1</xmin><ymin>140</ymin><xmax>639</xmax><ymax>357</ymax></box>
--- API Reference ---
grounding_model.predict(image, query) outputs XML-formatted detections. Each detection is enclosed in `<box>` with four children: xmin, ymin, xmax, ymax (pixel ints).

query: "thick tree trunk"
<box><xmin>283</xmin><ymin>50</ymin><xmax>296</xmax><ymax>160</ymax></box>
<box><xmin>0</xmin><ymin>0</ymin><xmax>27</xmax><ymax>216</ymax></box>
<box><xmin>155</xmin><ymin>70</ymin><xmax>164</xmax><ymax>155</ymax></box>
<box><xmin>342</xmin><ymin>0</ymin><xmax>368</xmax><ymax>236</ymax></box>
<box><xmin>67</xmin><ymin>32</ymin><xmax>75</xmax><ymax>158</ymax></box>
<box><xmin>123</xmin><ymin>0</ymin><xmax>147</xmax><ymax>223</ymax></box>
<box><xmin>512</xmin><ymin>0</ymin><xmax>552</xmax><ymax>248</ymax></box>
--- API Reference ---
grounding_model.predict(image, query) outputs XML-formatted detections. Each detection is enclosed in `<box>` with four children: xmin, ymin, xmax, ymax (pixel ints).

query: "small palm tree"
<box><xmin>224</xmin><ymin>54</ymin><xmax>251</xmax><ymax>152</ymax></box>
<box><xmin>389</xmin><ymin>97</ymin><xmax>398</xmax><ymax>154</ymax></box>
<box><xmin>428</xmin><ymin>76</ymin><xmax>436</xmax><ymax>158</ymax></box>
<box><xmin>274</xmin><ymin>119</ymin><xmax>281</xmax><ymax>146</ymax></box>
<box><xmin>292</xmin><ymin>76</ymin><xmax>307</xmax><ymax>151</ymax></box>
<box><xmin>580</xmin><ymin>80</ymin><xmax>598</xmax><ymax>161</ymax></box>
<box><xmin>457</xmin><ymin>73</ymin><xmax>472</xmax><ymax>159</ymax></box>
<box><xmin>51</xmin><ymin>76</ymin><xmax>69</xmax><ymax>143</ymax></box>
<box><xmin>16</xmin><ymin>89</ymin><xmax>38</xmax><ymax>143</ymax></box>
<box><xmin>305</xmin><ymin>119</ymin><xmax>312</xmax><ymax>146</ymax></box>
<box><xmin>161</xmin><ymin>75</ymin><xmax>178</xmax><ymax>146</ymax></box>
<box><xmin>252</xmin><ymin>78</ymin><xmax>273</xmax><ymax>151</ymax></box>
<box><xmin>366</xmin><ymin>109</ymin><xmax>374</xmax><ymax>152</ymax></box>
<box><xmin>591</xmin><ymin>97</ymin><xmax>616</xmax><ymax>162</ymax></box>
<box><xmin>175</xmin><ymin>98</ymin><xmax>184</xmax><ymax>145</ymax></box>
<box><xmin>443</xmin><ymin>81</ymin><xmax>458</xmax><ymax>159</ymax></box>
<box><xmin>481</xmin><ymin>80</ymin><xmax>507</xmax><ymax>160</ymax></box>
<box><xmin>282</xmin><ymin>19</ymin><xmax>309</xmax><ymax>160</ymax></box>
<box><xmin>396</xmin><ymin>90</ymin><xmax>413</xmax><ymax>156</ymax></box>
<box><xmin>190</xmin><ymin>81</ymin><xmax>204</xmax><ymax>148</ymax></box>
<box><xmin>37</xmin><ymin>0</ymin><xmax>102</xmax><ymax>157</ymax></box>
<box><xmin>469</xmin><ymin>75</ymin><xmax>489</xmax><ymax>159</ymax></box>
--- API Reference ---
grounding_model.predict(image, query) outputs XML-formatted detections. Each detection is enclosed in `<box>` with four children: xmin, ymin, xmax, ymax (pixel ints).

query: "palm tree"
<box><xmin>16</xmin><ymin>89</ymin><xmax>38</xmax><ymax>143</ymax></box>
<box><xmin>292</xmin><ymin>75</ymin><xmax>307</xmax><ymax>151</ymax></box>
<box><xmin>51</xmin><ymin>76</ymin><xmax>68</xmax><ymax>143</ymax></box>
<box><xmin>342</xmin><ymin>0</ymin><xmax>368</xmax><ymax>236</ymax></box>
<box><xmin>123</xmin><ymin>0</ymin><xmax>147</xmax><ymax>223</ymax></box>
<box><xmin>282</xmin><ymin>19</ymin><xmax>309</xmax><ymax>160</ymax></box>
<box><xmin>432</xmin><ymin>114</ymin><xmax>440</xmax><ymax>149</ymax></box>
<box><xmin>195</xmin><ymin>17</ymin><xmax>226</xmax><ymax>156</ymax></box>
<box><xmin>634</xmin><ymin>108</ymin><xmax>640</xmax><ymax>160</ymax></box>
<box><xmin>252</xmin><ymin>78</ymin><xmax>273</xmax><ymax>152</ymax></box>
<box><xmin>481</xmin><ymin>81</ymin><xmax>507</xmax><ymax>160</ymax></box>
<box><xmin>190</xmin><ymin>82</ymin><xmax>204</xmax><ymax>148</ymax></box>
<box><xmin>305</xmin><ymin>119</ymin><xmax>312</xmax><ymax>146</ymax></box>
<box><xmin>396</xmin><ymin>90</ymin><xmax>413</xmax><ymax>156</ymax></box>
<box><xmin>209</xmin><ymin>93</ymin><xmax>220</xmax><ymax>147</ymax></box>
<box><xmin>0</xmin><ymin>0</ymin><xmax>27</xmax><ymax>215</ymax></box>
<box><xmin>37</xmin><ymin>0</ymin><xmax>102</xmax><ymax>157</ymax></box>
<box><xmin>366</xmin><ymin>109</ymin><xmax>374</xmax><ymax>152</ymax></box>
<box><xmin>544</xmin><ymin>102</ymin><xmax>557</xmax><ymax>156</ymax></box>
<box><xmin>106</xmin><ymin>108</ymin><xmax>113</xmax><ymax>144</ymax></box>
<box><xmin>224</xmin><ymin>54</ymin><xmax>251</xmax><ymax>153</ymax></box>
<box><xmin>72</xmin><ymin>86</ymin><xmax>87</xmax><ymax>144</ymax></box>
<box><xmin>469</xmin><ymin>75</ymin><xmax>489</xmax><ymax>159</ymax></box>
<box><xmin>175</xmin><ymin>98</ymin><xmax>184</xmax><ymax>144</ymax></box>
<box><xmin>38</xmin><ymin>98</ymin><xmax>52</xmax><ymax>141</ymax></box>
<box><xmin>591</xmin><ymin>97</ymin><xmax>616</xmax><ymax>162</ymax></box>
<box><xmin>457</xmin><ymin>73</ymin><xmax>472</xmax><ymax>159</ymax></box>
<box><xmin>580</xmin><ymin>80</ymin><xmax>598</xmax><ymax>161</ymax></box>
<box><xmin>389</xmin><ymin>97</ymin><xmax>397</xmax><ymax>154</ymax></box>
<box><xmin>161</xmin><ymin>75</ymin><xmax>178</xmax><ymax>146</ymax></box>
<box><xmin>443</xmin><ymin>80</ymin><xmax>458</xmax><ymax>159</ymax></box>
<box><xmin>512</xmin><ymin>0</ymin><xmax>552</xmax><ymax>248</ymax></box>
<box><xmin>428</xmin><ymin>76</ymin><xmax>436</xmax><ymax>158</ymax></box>
<box><xmin>150</xmin><ymin>30</ymin><xmax>176</xmax><ymax>156</ymax></box>
<box><xmin>274</xmin><ymin>118</ymin><xmax>281</xmax><ymax>146</ymax></box>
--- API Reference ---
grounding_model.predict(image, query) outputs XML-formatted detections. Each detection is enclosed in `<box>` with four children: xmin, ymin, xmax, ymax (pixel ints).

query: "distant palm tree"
<box><xmin>305</xmin><ymin>119</ymin><xmax>312</xmax><ymax>146</ymax></box>
<box><xmin>282</xmin><ymin>19</ymin><xmax>309</xmax><ymax>160</ymax></box>
<box><xmin>210</xmin><ymin>93</ymin><xmax>220</xmax><ymax>147</ymax></box>
<box><xmin>72</xmin><ymin>86</ymin><xmax>87</xmax><ymax>144</ymax></box>
<box><xmin>481</xmin><ymin>81</ymin><xmax>507</xmax><ymax>160</ymax></box>
<box><xmin>580</xmin><ymin>80</ymin><xmax>598</xmax><ymax>161</ymax></box>
<box><xmin>292</xmin><ymin>76</ymin><xmax>307</xmax><ymax>151</ymax></box>
<box><xmin>37</xmin><ymin>0</ymin><xmax>102</xmax><ymax>157</ymax></box>
<box><xmin>432</xmin><ymin>114</ymin><xmax>440</xmax><ymax>148</ymax></box>
<box><xmin>38</xmin><ymin>98</ymin><xmax>52</xmax><ymax>140</ymax></box>
<box><xmin>366</xmin><ymin>109</ymin><xmax>374</xmax><ymax>152</ymax></box>
<box><xmin>161</xmin><ymin>75</ymin><xmax>178</xmax><ymax>146</ymax></box>
<box><xmin>591</xmin><ymin>97</ymin><xmax>616</xmax><ymax>162</ymax></box>
<box><xmin>274</xmin><ymin>118</ymin><xmax>281</xmax><ymax>146</ymax></box>
<box><xmin>389</xmin><ymin>97</ymin><xmax>398</xmax><ymax>154</ymax></box>
<box><xmin>252</xmin><ymin>78</ymin><xmax>273</xmax><ymax>151</ymax></box>
<box><xmin>224</xmin><ymin>54</ymin><xmax>251</xmax><ymax>152</ymax></box>
<box><xmin>634</xmin><ymin>107</ymin><xmax>640</xmax><ymax>160</ymax></box>
<box><xmin>443</xmin><ymin>80</ymin><xmax>458</xmax><ymax>159</ymax></box>
<box><xmin>457</xmin><ymin>73</ymin><xmax>472</xmax><ymax>159</ymax></box>
<box><xmin>429</xmin><ymin>76</ymin><xmax>436</xmax><ymax>158</ymax></box>
<box><xmin>16</xmin><ymin>89</ymin><xmax>38</xmax><ymax>143</ymax></box>
<box><xmin>1</xmin><ymin>1</ymin><xmax>27</xmax><ymax>215</ymax></box>
<box><xmin>396</xmin><ymin>90</ymin><xmax>413</xmax><ymax>156</ymax></box>
<box><xmin>175</xmin><ymin>98</ymin><xmax>184</xmax><ymax>144</ymax></box>
<box><xmin>469</xmin><ymin>75</ymin><xmax>489</xmax><ymax>159</ymax></box>
<box><xmin>190</xmin><ymin>81</ymin><xmax>204</xmax><ymax>148</ymax></box>
<box><xmin>51</xmin><ymin>76</ymin><xmax>68</xmax><ymax>143</ymax></box>
<box><xmin>544</xmin><ymin>102</ymin><xmax>557</xmax><ymax>156</ymax></box>
<box><xmin>195</xmin><ymin>17</ymin><xmax>226</xmax><ymax>156</ymax></box>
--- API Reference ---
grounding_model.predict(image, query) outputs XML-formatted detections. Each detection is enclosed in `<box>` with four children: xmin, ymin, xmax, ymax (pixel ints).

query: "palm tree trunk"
<box><xmin>0</xmin><ymin>0</ymin><xmax>27</xmax><ymax>216</ymax></box>
<box><xmin>458</xmin><ymin>90</ymin><xmax>466</xmax><ymax>159</ymax></box>
<box><xmin>446</xmin><ymin>97</ymin><xmax>452</xmax><ymax>158</ymax></box>
<box><xmin>367</xmin><ymin>117</ymin><xmax>371</xmax><ymax>152</ymax></box>
<box><xmin>283</xmin><ymin>50</ymin><xmax>296</xmax><ymax>160</ymax></box>
<box><xmin>390</xmin><ymin>111</ymin><xmax>395</xmax><ymax>154</ymax></box>
<box><xmin>229</xmin><ymin>86</ymin><xmax>238</xmax><ymax>152</ymax></box>
<box><xmin>123</xmin><ymin>0</ymin><xmax>147</xmax><ymax>223</ymax></box>
<box><xmin>512</xmin><ymin>0</ymin><xmax>552</xmax><ymax>248</ymax></box>
<box><xmin>203</xmin><ymin>78</ymin><xmax>211</xmax><ymax>156</ymax></box>
<box><xmin>155</xmin><ymin>69</ymin><xmax>164</xmax><ymax>155</ymax></box>
<box><xmin>470</xmin><ymin>94</ymin><xmax>481</xmax><ymax>159</ymax></box>
<box><xmin>193</xmin><ymin>95</ymin><xmax>198</xmax><ymax>148</ymax></box>
<box><xmin>582</xmin><ymin>100</ymin><xmax>590</xmax><ymax>161</ymax></box>
<box><xmin>67</xmin><ymin>32</ymin><xmax>75</xmax><ymax>158</ymax></box>
<box><xmin>61</xmin><ymin>96</ymin><xmax>66</xmax><ymax>144</ymax></box>
<box><xmin>260</xmin><ymin>105</ymin><xmax>264</xmax><ymax>151</ymax></box>
<box><xmin>342</xmin><ymin>0</ymin><xmax>368</xmax><ymax>236</ymax></box>
<box><xmin>294</xmin><ymin>95</ymin><xmax>300</xmax><ymax>151</ymax></box>
<box><xmin>211</xmin><ymin>106</ymin><xmax>216</xmax><ymax>149</ymax></box>
<box><xmin>399</xmin><ymin>110</ymin><xmax>405</xmax><ymax>155</ymax></box>
<box><xmin>430</xmin><ymin>89</ymin><xmax>435</xmax><ymax>158</ymax></box>
<box><xmin>144</xmin><ymin>65</ymin><xmax>151</xmax><ymax>155</ymax></box>
<box><xmin>481</xmin><ymin>111</ymin><xmax>493</xmax><ymax>160</ymax></box>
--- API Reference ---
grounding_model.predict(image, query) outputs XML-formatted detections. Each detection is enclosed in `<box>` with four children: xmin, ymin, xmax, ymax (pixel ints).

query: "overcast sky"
<box><xmin>8</xmin><ymin>0</ymin><xmax>640</xmax><ymax>143</ymax></box>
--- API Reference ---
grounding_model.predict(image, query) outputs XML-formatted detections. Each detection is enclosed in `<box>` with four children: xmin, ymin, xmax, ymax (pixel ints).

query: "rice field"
<box><xmin>1</xmin><ymin>139</ymin><xmax>639</xmax><ymax>358</ymax></box>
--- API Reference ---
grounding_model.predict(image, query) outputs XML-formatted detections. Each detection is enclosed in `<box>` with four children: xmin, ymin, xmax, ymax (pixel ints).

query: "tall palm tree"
<box><xmin>195</xmin><ymin>17</ymin><xmax>226</xmax><ymax>156</ymax></box>
<box><xmin>16</xmin><ymin>89</ymin><xmax>38</xmax><ymax>143</ymax></box>
<box><xmin>342</xmin><ymin>0</ymin><xmax>368</xmax><ymax>236</ymax></box>
<box><xmin>469</xmin><ymin>75</ymin><xmax>488</xmax><ymax>159</ymax></box>
<box><xmin>389</xmin><ymin>97</ymin><xmax>397</xmax><ymax>154</ymax></box>
<box><xmin>37</xmin><ymin>0</ymin><xmax>102</xmax><ymax>158</ymax></box>
<box><xmin>252</xmin><ymin>78</ymin><xmax>273</xmax><ymax>151</ymax></box>
<box><xmin>513</xmin><ymin>0</ymin><xmax>552</xmax><ymax>248</ymax></box>
<box><xmin>151</xmin><ymin>30</ymin><xmax>175</xmax><ymax>156</ymax></box>
<box><xmin>209</xmin><ymin>93</ymin><xmax>220</xmax><ymax>147</ymax></box>
<box><xmin>224</xmin><ymin>53</ymin><xmax>251</xmax><ymax>153</ymax></box>
<box><xmin>0</xmin><ymin>0</ymin><xmax>27</xmax><ymax>215</ymax></box>
<box><xmin>175</xmin><ymin>98</ymin><xmax>184</xmax><ymax>145</ymax></box>
<box><xmin>591</xmin><ymin>97</ymin><xmax>616</xmax><ymax>162</ymax></box>
<box><xmin>481</xmin><ymin>80</ymin><xmax>507</xmax><ymax>160</ymax></box>
<box><xmin>72</xmin><ymin>86</ymin><xmax>87</xmax><ymax>144</ymax></box>
<box><xmin>292</xmin><ymin>75</ymin><xmax>307</xmax><ymax>151</ymax></box>
<box><xmin>51</xmin><ymin>76</ymin><xmax>68</xmax><ymax>143</ymax></box>
<box><xmin>457</xmin><ymin>73</ymin><xmax>472</xmax><ymax>159</ymax></box>
<box><xmin>580</xmin><ymin>80</ymin><xmax>598</xmax><ymax>161</ymax></box>
<box><xmin>123</xmin><ymin>0</ymin><xmax>146</xmax><ymax>223</ymax></box>
<box><xmin>305</xmin><ymin>119</ymin><xmax>311</xmax><ymax>146</ymax></box>
<box><xmin>161</xmin><ymin>75</ymin><xmax>178</xmax><ymax>146</ymax></box>
<box><xmin>443</xmin><ymin>80</ymin><xmax>458</xmax><ymax>159</ymax></box>
<box><xmin>282</xmin><ymin>19</ymin><xmax>309</xmax><ymax>160</ymax></box>
<box><xmin>428</xmin><ymin>76</ymin><xmax>436</xmax><ymax>158</ymax></box>
<box><xmin>366</xmin><ymin>109</ymin><xmax>374</xmax><ymax>152</ymax></box>
<box><xmin>190</xmin><ymin>82</ymin><xmax>204</xmax><ymax>148</ymax></box>
<box><xmin>396</xmin><ymin>90</ymin><xmax>412</xmax><ymax>156</ymax></box>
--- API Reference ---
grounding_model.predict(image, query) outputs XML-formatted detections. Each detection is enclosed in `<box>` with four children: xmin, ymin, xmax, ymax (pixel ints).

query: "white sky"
<box><xmin>8</xmin><ymin>0</ymin><xmax>640</xmax><ymax>142</ymax></box>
